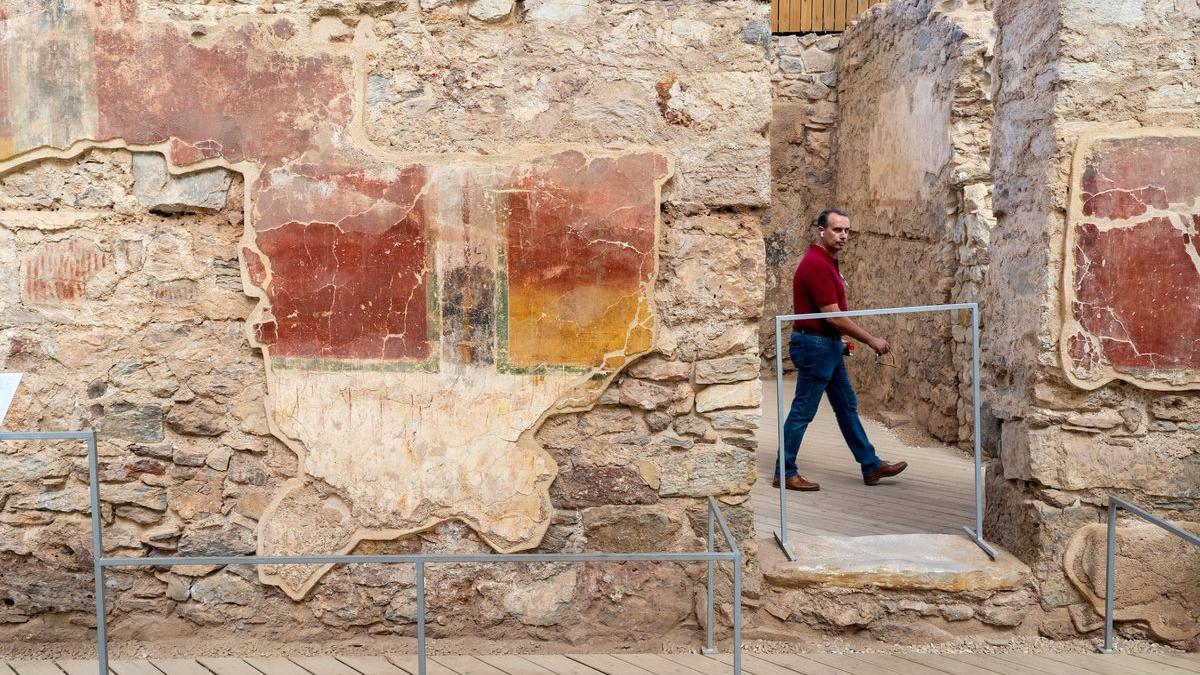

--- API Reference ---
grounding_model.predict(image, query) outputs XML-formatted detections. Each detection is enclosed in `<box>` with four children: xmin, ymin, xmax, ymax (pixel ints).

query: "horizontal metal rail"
<box><xmin>1</xmin><ymin>430</ymin><xmax>744</xmax><ymax>675</ymax></box>
<box><xmin>1104</xmin><ymin>496</ymin><xmax>1200</xmax><ymax>653</ymax></box>
<box><xmin>772</xmin><ymin>302</ymin><xmax>996</xmax><ymax>561</ymax></box>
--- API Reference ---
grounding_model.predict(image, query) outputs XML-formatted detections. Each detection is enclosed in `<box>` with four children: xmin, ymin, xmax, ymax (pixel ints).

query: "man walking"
<box><xmin>774</xmin><ymin>209</ymin><xmax>907</xmax><ymax>491</ymax></box>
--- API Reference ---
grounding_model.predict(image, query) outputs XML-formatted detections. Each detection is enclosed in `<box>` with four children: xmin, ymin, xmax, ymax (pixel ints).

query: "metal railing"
<box><xmin>0</xmin><ymin>430</ymin><xmax>745</xmax><ymax>674</ymax></box>
<box><xmin>1103</xmin><ymin>496</ymin><xmax>1200</xmax><ymax>654</ymax></box>
<box><xmin>772</xmin><ymin>303</ymin><xmax>996</xmax><ymax>561</ymax></box>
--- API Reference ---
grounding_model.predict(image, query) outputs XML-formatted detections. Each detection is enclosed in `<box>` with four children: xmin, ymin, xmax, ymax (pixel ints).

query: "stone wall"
<box><xmin>764</xmin><ymin>33</ymin><xmax>840</xmax><ymax>357</ymax></box>
<box><xmin>0</xmin><ymin>0</ymin><xmax>769</xmax><ymax>646</ymax></box>
<box><xmin>985</xmin><ymin>0</ymin><xmax>1200</xmax><ymax>646</ymax></box>
<box><xmin>830</xmin><ymin>0</ymin><xmax>995</xmax><ymax>443</ymax></box>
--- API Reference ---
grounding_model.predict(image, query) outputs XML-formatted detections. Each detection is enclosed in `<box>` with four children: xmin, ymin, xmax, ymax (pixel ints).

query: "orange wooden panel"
<box><xmin>823</xmin><ymin>0</ymin><xmax>835</xmax><ymax>31</ymax></box>
<box><xmin>814</xmin><ymin>0</ymin><xmax>824</xmax><ymax>32</ymax></box>
<box><xmin>797</xmin><ymin>0</ymin><xmax>810</xmax><ymax>32</ymax></box>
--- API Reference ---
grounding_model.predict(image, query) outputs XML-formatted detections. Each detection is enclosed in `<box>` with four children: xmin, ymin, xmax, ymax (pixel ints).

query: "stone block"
<box><xmin>549</xmin><ymin>466</ymin><xmax>658</xmax><ymax>510</ymax></box>
<box><xmin>694</xmin><ymin>355</ymin><xmax>760</xmax><ymax>384</ymax></box>
<box><xmin>761</xmin><ymin>533</ymin><xmax>1030</xmax><ymax>592</ymax></box>
<box><xmin>582</xmin><ymin>505</ymin><xmax>687</xmax><ymax>553</ymax></box>
<box><xmin>626</xmin><ymin>356</ymin><xmax>692</xmax><ymax>382</ymax></box>
<box><xmin>1151</xmin><ymin>395</ymin><xmax>1200</xmax><ymax>422</ymax></box>
<box><xmin>653</xmin><ymin>444</ymin><xmax>754</xmax><ymax>497</ymax></box>
<box><xmin>132</xmin><ymin>153</ymin><xmax>232</xmax><ymax>215</ymax></box>
<box><xmin>96</xmin><ymin>402</ymin><xmax>164</xmax><ymax>443</ymax></box>
<box><xmin>695</xmin><ymin>381</ymin><xmax>762</xmax><ymax>412</ymax></box>
<box><xmin>619</xmin><ymin>378</ymin><xmax>677</xmax><ymax>411</ymax></box>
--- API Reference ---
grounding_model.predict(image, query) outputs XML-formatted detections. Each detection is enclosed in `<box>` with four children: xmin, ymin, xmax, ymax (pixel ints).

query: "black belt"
<box><xmin>793</xmin><ymin>327</ymin><xmax>838</xmax><ymax>339</ymax></box>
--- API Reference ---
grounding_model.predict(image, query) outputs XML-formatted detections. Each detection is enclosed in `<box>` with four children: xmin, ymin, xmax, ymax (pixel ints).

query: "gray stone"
<box><xmin>703</xmin><ymin>410</ymin><xmax>761</xmax><ymax>431</ymax></box>
<box><xmin>801</xmin><ymin>47</ymin><xmax>836</xmax><ymax>73</ymax></box>
<box><xmin>190</xmin><ymin>573</ymin><xmax>258</xmax><ymax>605</ymax></box>
<box><xmin>226</xmin><ymin>453</ymin><xmax>269</xmax><ymax>485</ymax></box>
<box><xmin>178</xmin><ymin>520</ymin><xmax>256</xmax><ymax>556</ymax></box>
<box><xmin>0</xmin><ymin>452</ymin><xmax>69</xmax><ymax>482</ymax></box>
<box><xmin>96</xmin><ymin>402</ymin><xmax>164</xmax><ymax>443</ymax></box>
<box><xmin>645</xmin><ymin>411</ymin><xmax>672</xmax><ymax>432</ymax></box>
<box><xmin>129</xmin><ymin>443</ymin><xmax>174</xmax><ymax>460</ymax></box>
<box><xmin>132</xmin><ymin>153</ymin><xmax>232</xmax><ymax>215</ymax></box>
<box><xmin>1151</xmin><ymin>395</ymin><xmax>1200</xmax><ymax>422</ymax></box>
<box><xmin>653</xmin><ymin>445</ymin><xmax>754</xmax><ymax>497</ymax></box>
<box><xmin>694</xmin><ymin>355</ymin><xmax>759</xmax><ymax>384</ymax></box>
<box><xmin>167</xmin><ymin>399</ymin><xmax>226</xmax><ymax>437</ymax></box>
<box><xmin>740</xmin><ymin>19</ymin><xmax>770</xmax><ymax>49</ymax></box>
<box><xmin>468</xmin><ymin>0</ymin><xmax>514</xmax><ymax>22</ymax></box>
<box><xmin>172</xmin><ymin>446</ymin><xmax>208</xmax><ymax>467</ymax></box>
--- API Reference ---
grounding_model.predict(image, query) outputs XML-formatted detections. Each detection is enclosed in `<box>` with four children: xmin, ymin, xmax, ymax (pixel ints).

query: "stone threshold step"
<box><xmin>761</xmin><ymin>533</ymin><xmax>1030</xmax><ymax>592</ymax></box>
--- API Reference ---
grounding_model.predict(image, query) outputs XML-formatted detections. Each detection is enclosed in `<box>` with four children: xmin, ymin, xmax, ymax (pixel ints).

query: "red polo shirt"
<box><xmin>792</xmin><ymin>244</ymin><xmax>847</xmax><ymax>335</ymax></box>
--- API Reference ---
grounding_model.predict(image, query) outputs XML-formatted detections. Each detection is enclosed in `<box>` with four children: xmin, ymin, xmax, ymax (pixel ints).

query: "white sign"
<box><xmin>0</xmin><ymin>373</ymin><xmax>22</xmax><ymax>426</ymax></box>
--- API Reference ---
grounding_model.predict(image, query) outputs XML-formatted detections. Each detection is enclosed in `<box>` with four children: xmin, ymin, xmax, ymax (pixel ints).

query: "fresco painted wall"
<box><xmin>1063</xmin><ymin>131</ymin><xmax>1200</xmax><ymax>391</ymax></box>
<box><xmin>0</xmin><ymin>0</ymin><xmax>671</xmax><ymax>600</ymax></box>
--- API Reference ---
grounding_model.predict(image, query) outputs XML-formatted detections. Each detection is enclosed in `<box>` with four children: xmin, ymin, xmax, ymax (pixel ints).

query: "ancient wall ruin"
<box><xmin>984</xmin><ymin>0</ymin><xmax>1200</xmax><ymax>646</ymax></box>
<box><xmin>763</xmin><ymin>32</ymin><xmax>840</xmax><ymax>355</ymax></box>
<box><xmin>830</xmin><ymin>0</ymin><xmax>994</xmax><ymax>443</ymax></box>
<box><xmin>0</xmin><ymin>0</ymin><xmax>769</xmax><ymax>645</ymax></box>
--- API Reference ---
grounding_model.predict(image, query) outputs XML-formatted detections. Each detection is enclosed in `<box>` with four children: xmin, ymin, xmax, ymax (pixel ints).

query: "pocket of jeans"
<box><xmin>789</xmin><ymin>338</ymin><xmax>816</xmax><ymax>373</ymax></box>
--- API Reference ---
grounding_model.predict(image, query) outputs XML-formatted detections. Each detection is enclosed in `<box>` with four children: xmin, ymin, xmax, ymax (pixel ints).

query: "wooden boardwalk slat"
<box><xmin>610</xmin><ymin>655</ymin><xmax>703</xmax><ymax>675</ymax></box>
<box><xmin>568</xmin><ymin>655</ymin><xmax>655</xmax><ymax>675</ymax></box>
<box><xmin>750</xmin><ymin>652</ymin><xmax>855</xmax><ymax>675</ymax></box>
<box><xmin>988</xmin><ymin>653</ymin><xmax>1097</xmax><ymax>675</ymax></box>
<box><xmin>151</xmin><ymin>660</ymin><xmax>214</xmax><ymax>675</ymax></box>
<box><xmin>474</xmin><ymin>656</ymin><xmax>556</xmax><ymax>675</ymax></box>
<box><xmin>659</xmin><ymin>655</ymin><xmax>726</xmax><ymax>675</ymax></box>
<box><xmin>897</xmin><ymin>654</ymin><xmax>997</xmax><ymax>675</ymax></box>
<box><xmin>846</xmin><ymin>653</ymin><xmax>947</xmax><ymax>674</ymax></box>
<box><xmin>109</xmin><ymin>662</ymin><xmax>166</xmax><ymax>675</ymax></box>
<box><xmin>56</xmin><ymin>661</ymin><xmax>107</xmax><ymax>675</ymax></box>
<box><xmin>332</xmin><ymin>657</ymin><xmax>410</xmax><ymax>675</ymax></box>
<box><xmin>517</xmin><ymin>656</ymin><xmax>603</xmax><ymax>675</ymax></box>
<box><xmin>243</xmin><ymin>660</ymin><xmax>308</xmax><ymax>675</ymax></box>
<box><xmin>383</xmin><ymin>656</ymin><xmax>451</xmax><ymax>675</ymax></box>
<box><xmin>9</xmin><ymin>663</ymin><xmax>67</xmax><ymax>675</ymax></box>
<box><xmin>1134</xmin><ymin>653</ymin><xmax>1200</xmax><ymax>673</ymax></box>
<box><xmin>195</xmin><ymin>660</ymin><xmax>261</xmax><ymax>675</ymax></box>
<box><xmin>431</xmin><ymin>656</ymin><xmax>506</xmax><ymax>675</ymax></box>
<box><xmin>939</xmin><ymin>653</ymin><xmax>1044</xmax><ymax>675</ymax></box>
<box><xmin>290</xmin><ymin>659</ymin><xmax>359</xmax><ymax>675</ymax></box>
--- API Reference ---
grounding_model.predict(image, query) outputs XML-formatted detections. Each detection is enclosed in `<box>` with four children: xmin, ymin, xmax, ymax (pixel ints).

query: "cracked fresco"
<box><xmin>0</xmin><ymin>0</ymin><xmax>670</xmax><ymax>597</ymax></box>
<box><xmin>1063</xmin><ymin>131</ymin><xmax>1200</xmax><ymax>390</ymax></box>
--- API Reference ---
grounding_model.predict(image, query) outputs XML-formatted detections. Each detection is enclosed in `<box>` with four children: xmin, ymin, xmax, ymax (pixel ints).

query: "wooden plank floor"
<box><xmin>4</xmin><ymin>653</ymin><xmax>1197</xmax><ymax>675</ymax></box>
<box><xmin>754</xmin><ymin>376</ymin><xmax>975</xmax><ymax>538</ymax></box>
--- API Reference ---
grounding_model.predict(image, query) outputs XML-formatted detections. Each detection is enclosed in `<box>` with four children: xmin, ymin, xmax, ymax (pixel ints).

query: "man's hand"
<box><xmin>868</xmin><ymin>336</ymin><xmax>891</xmax><ymax>355</ymax></box>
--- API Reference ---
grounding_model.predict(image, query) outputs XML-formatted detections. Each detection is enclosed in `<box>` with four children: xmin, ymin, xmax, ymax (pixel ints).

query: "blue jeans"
<box><xmin>775</xmin><ymin>332</ymin><xmax>883</xmax><ymax>479</ymax></box>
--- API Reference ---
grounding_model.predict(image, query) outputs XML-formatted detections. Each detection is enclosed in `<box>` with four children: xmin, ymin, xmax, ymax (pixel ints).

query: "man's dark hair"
<box><xmin>814</xmin><ymin>208</ymin><xmax>849</xmax><ymax>228</ymax></box>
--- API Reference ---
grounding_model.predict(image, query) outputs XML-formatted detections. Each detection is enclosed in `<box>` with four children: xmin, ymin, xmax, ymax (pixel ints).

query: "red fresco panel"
<box><xmin>1065</xmin><ymin>133</ymin><xmax>1200</xmax><ymax>388</ymax></box>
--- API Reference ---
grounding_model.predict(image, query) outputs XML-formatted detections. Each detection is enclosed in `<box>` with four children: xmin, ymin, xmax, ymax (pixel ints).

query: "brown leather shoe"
<box><xmin>771</xmin><ymin>475</ymin><xmax>820</xmax><ymax>491</ymax></box>
<box><xmin>863</xmin><ymin>460</ymin><xmax>908</xmax><ymax>485</ymax></box>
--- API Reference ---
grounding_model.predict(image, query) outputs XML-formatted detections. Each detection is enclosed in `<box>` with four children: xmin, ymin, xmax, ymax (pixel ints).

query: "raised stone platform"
<box><xmin>762</xmin><ymin>533</ymin><xmax>1030</xmax><ymax>592</ymax></box>
<box><xmin>757</xmin><ymin>534</ymin><xmax>1038</xmax><ymax>643</ymax></box>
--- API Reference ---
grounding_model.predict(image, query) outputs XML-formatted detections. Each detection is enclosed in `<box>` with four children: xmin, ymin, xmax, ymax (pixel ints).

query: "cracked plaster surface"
<box><xmin>0</xmin><ymin>0</ymin><xmax>671</xmax><ymax>598</ymax></box>
<box><xmin>1062</xmin><ymin>130</ymin><xmax>1200</xmax><ymax>390</ymax></box>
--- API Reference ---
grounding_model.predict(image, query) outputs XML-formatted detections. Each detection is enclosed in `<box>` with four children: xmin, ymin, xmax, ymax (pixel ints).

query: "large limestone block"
<box><xmin>762</xmin><ymin>533</ymin><xmax>1030</xmax><ymax>593</ymax></box>
<box><xmin>1064</xmin><ymin>521</ymin><xmax>1200</xmax><ymax>641</ymax></box>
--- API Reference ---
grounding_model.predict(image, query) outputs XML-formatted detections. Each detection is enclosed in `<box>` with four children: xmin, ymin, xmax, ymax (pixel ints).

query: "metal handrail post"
<box><xmin>774</xmin><ymin>317</ymin><xmax>794</xmax><ymax>561</ymax></box>
<box><xmin>416</xmin><ymin>560</ymin><xmax>426</xmax><ymax>675</ymax></box>
<box><xmin>0</xmin><ymin>431</ymin><xmax>106</xmax><ymax>674</ymax></box>
<box><xmin>1104</xmin><ymin>500</ymin><xmax>1116</xmax><ymax>654</ymax></box>
<box><xmin>732</xmin><ymin>548</ymin><xmax>742</xmax><ymax>675</ymax></box>
<box><xmin>1103</xmin><ymin>496</ymin><xmax>1200</xmax><ymax>654</ymax></box>
<box><xmin>703</xmin><ymin>500</ymin><xmax>716</xmax><ymax>654</ymax></box>
<box><xmin>87</xmin><ymin>430</ymin><xmax>109</xmax><ymax>675</ymax></box>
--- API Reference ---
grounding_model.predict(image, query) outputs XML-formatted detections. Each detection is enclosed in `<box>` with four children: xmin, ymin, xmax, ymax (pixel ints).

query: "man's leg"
<box><xmin>825</xmin><ymin>354</ymin><xmax>883</xmax><ymax>478</ymax></box>
<box><xmin>776</xmin><ymin>335</ymin><xmax>834</xmax><ymax>479</ymax></box>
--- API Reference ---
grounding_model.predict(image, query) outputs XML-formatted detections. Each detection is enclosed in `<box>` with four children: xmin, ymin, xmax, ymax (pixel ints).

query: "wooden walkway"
<box><xmin>4</xmin><ymin>652</ymin><xmax>1199</xmax><ymax>675</ymax></box>
<box><xmin>753</xmin><ymin>376</ymin><xmax>975</xmax><ymax>539</ymax></box>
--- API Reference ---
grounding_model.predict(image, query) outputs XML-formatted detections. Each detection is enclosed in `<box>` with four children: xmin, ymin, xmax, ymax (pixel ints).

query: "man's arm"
<box><xmin>818</xmin><ymin>303</ymin><xmax>890</xmax><ymax>355</ymax></box>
